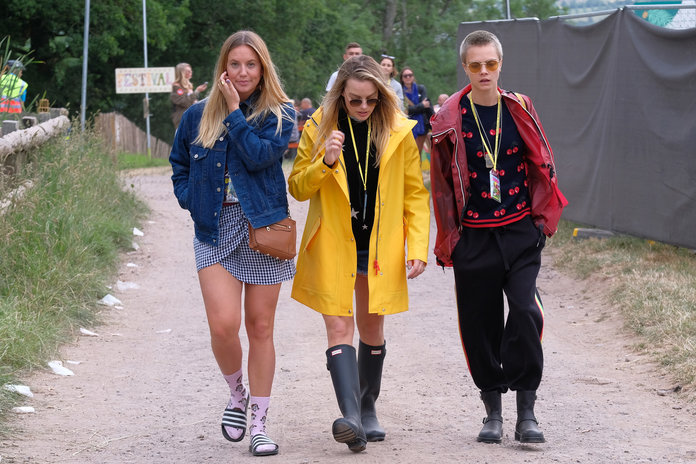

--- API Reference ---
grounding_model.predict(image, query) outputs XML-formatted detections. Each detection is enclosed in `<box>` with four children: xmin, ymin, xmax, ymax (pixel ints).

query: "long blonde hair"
<box><xmin>196</xmin><ymin>30</ymin><xmax>292</xmax><ymax>148</ymax></box>
<box><xmin>174</xmin><ymin>62</ymin><xmax>192</xmax><ymax>90</ymax></box>
<box><xmin>313</xmin><ymin>55</ymin><xmax>401</xmax><ymax>164</ymax></box>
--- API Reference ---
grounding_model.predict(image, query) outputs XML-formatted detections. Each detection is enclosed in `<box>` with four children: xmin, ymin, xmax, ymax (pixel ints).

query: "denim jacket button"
<box><xmin>217</xmin><ymin>187</ymin><xmax>221</xmax><ymax>192</ymax></box>
<box><xmin>219</xmin><ymin>136</ymin><xmax>224</xmax><ymax>141</ymax></box>
<box><xmin>217</xmin><ymin>162</ymin><xmax>222</xmax><ymax>167</ymax></box>
<box><xmin>193</xmin><ymin>154</ymin><xmax>198</xmax><ymax>159</ymax></box>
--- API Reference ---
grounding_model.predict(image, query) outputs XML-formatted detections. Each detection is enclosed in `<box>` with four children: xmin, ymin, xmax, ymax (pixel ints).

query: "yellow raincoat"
<box><xmin>288</xmin><ymin>108</ymin><xmax>430</xmax><ymax>316</ymax></box>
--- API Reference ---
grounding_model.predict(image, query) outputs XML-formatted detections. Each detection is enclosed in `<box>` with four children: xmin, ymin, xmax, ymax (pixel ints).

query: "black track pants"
<box><xmin>451</xmin><ymin>216</ymin><xmax>545</xmax><ymax>392</ymax></box>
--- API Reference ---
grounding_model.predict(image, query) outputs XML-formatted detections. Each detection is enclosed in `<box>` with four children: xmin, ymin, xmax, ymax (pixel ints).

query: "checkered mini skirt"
<box><xmin>194</xmin><ymin>203</ymin><xmax>295</xmax><ymax>285</ymax></box>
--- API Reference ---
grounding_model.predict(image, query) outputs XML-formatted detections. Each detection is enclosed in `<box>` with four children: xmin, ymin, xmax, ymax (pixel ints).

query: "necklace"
<box><xmin>347</xmin><ymin>117</ymin><xmax>371</xmax><ymax>222</ymax></box>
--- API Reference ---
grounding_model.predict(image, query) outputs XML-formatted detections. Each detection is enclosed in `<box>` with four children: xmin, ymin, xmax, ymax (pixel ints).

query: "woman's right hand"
<box><xmin>195</xmin><ymin>82</ymin><xmax>208</xmax><ymax>94</ymax></box>
<box><xmin>217</xmin><ymin>71</ymin><xmax>240</xmax><ymax>113</ymax></box>
<box><xmin>324</xmin><ymin>130</ymin><xmax>345</xmax><ymax>166</ymax></box>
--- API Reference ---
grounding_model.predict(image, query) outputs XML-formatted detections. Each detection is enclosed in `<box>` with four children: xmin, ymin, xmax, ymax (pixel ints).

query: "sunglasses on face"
<box><xmin>345</xmin><ymin>97</ymin><xmax>380</xmax><ymax>107</ymax></box>
<box><xmin>464</xmin><ymin>59</ymin><xmax>500</xmax><ymax>73</ymax></box>
<box><xmin>402</xmin><ymin>73</ymin><xmax>413</xmax><ymax>78</ymax></box>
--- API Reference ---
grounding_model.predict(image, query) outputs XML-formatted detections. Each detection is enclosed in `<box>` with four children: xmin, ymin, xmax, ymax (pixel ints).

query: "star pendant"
<box><xmin>351</xmin><ymin>208</ymin><xmax>359</xmax><ymax>220</ymax></box>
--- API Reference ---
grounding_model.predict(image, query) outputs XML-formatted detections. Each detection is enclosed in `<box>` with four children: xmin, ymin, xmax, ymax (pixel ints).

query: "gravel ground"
<box><xmin>2</xmin><ymin>167</ymin><xmax>695</xmax><ymax>463</ymax></box>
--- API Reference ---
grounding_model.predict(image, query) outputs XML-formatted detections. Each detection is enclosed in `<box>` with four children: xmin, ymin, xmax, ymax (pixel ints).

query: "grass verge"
<box><xmin>0</xmin><ymin>128</ymin><xmax>147</xmax><ymax>424</ymax></box>
<box><xmin>117</xmin><ymin>152</ymin><xmax>170</xmax><ymax>170</ymax></box>
<box><xmin>547</xmin><ymin>220</ymin><xmax>696</xmax><ymax>398</ymax></box>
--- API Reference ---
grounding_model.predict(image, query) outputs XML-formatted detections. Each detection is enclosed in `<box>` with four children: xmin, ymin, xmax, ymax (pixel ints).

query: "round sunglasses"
<box><xmin>464</xmin><ymin>59</ymin><xmax>500</xmax><ymax>73</ymax></box>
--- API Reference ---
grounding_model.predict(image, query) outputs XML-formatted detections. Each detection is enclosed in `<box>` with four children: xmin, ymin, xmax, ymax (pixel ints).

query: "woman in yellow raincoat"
<box><xmin>288</xmin><ymin>55</ymin><xmax>430</xmax><ymax>453</ymax></box>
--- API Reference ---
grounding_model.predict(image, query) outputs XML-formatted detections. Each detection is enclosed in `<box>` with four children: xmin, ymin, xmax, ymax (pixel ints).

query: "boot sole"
<box><xmin>333</xmin><ymin>419</ymin><xmax>367</xmax><ymax>452</ymax></box>
<box><xmin>477</xmin><ymin>436</ymin><xmax>502</xmax><ymax>444</ymax></box>
<box><xmin>514</xmin><ymin>431</ymin><xmax>546</xmax><ymax>443</ymax></box>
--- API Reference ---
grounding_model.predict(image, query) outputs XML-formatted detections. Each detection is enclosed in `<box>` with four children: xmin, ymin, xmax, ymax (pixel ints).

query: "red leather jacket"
<box><xmin>430</xmin><ymin>85</ymin><xmax>568</xmax><ymax>267</ymax></box>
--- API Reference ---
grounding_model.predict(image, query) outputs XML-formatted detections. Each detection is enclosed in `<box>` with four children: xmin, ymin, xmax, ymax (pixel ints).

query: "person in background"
<box><xmin>297</xmin><ymin>97</ymin><xmax>316</xmax><ymax>127</ymax></box>
<box><xmin>285</xmin><ymin>99</ymin><xmax>300</xmax><ymax>160</ymax></box>
<box><xmin>399</xmin><ymin>66</ymin><xmax>431</xmax><ymax>155</ymax></box>
<box><xmin>288</xmin><ymin>55</ymin><xmax>430</xmax><ymax>453</ymax></box>
<box><xmin>326</xmin><ymin>42</ymin><xmax>363</xmax><ymax>91</ymax></box>
<box><xmin>434</xmin><ymin>93</ymin><xmax>449</xmax><ymax>113</ymax></box>
<box><xmin>171</xmin><ymin>62</ymin><xmax>208</xmax><ymax>129</ymax></box>
<box><xmin>429</xmin><ymin>30</ymin><xmax>567</xmax><ymax>446</ymax></box>
<box><xmin>379</xmin><ymin>54</ymin><xmax>404</xmax><ymax>111</ymax></box>
<box><xmin>169</xmin><ymin>30</ymin><xmax>296</xmax><ymax>457</ymax></box>
<box><xmin>0</xmin><ymin>60</ymin><xmax>28</xmax><ymax>114</ymax></box>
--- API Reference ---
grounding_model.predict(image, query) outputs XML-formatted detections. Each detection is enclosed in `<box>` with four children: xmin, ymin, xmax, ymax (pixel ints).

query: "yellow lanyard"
<box><xmin>347</xmin><ymin>117</ymin><xmax>371</xmax><ymax>192</ymax></box>
<box><xmin>469</xmin><ymin>94</ymin><xmax>501</xmax><ymax>171</ymax></box>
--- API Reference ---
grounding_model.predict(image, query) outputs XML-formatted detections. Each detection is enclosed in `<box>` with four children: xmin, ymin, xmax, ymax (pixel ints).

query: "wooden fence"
<box><xmin>94</xmin><ymin>112</ymin><xmax>171</xmax><ymax>159</ymax></box>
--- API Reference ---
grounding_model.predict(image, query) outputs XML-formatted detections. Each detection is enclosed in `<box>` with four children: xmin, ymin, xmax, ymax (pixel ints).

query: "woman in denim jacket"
<box><xmin>169</xmin><ymin>30</ymin><xmax>295</xmax><ymax>457</ymax></box>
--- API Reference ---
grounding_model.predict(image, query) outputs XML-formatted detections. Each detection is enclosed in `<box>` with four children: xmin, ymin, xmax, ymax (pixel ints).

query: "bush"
<box><xmin>0</xmin><ymin>127</ymin><xmax>147</xmax><ymax>421</ymax></box>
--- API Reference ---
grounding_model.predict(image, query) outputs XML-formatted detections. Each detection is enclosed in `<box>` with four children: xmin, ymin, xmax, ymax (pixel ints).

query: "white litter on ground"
<box><xmin>133</xmin><ymin>227</ymin><xmax>144</xmax><ymax>236</ymax></box>
<box><xmin>47</xmin><ymin>361</ymin><xmax>74</xmax><ymax>376</ymax></box>
<box><xmin>66</xmin><ymin>360</ymin><xmax>82</xmax><ymax>365</ymax></box>
<box><xmin>131</xmin><ymin>241</ymin><xmax>140</xmax><ymax>250</ymax></box>
<box><xmin>3</xmin><ymin>384</ymin><xmax>34</xmax><ymax>398</ymax></box>
<box><xmin>98</xmin><ymin>294</ymin><xmax>122</xmax><ymax>306</ymax></box>
<box><xmin>79</xmin><ymin>328</ymin><xmax>99</xmax><ymax>337</ymax></box>
<box><xmin>11</xmin><ymin>406</ymin><xmax>35</xmax><ymax>414</ymax></box>
<box><xmin>126</xmin><ymin>262</ymin><xmax>139</xmax><ymax>268</ymax></box>
<box><xmin>155</xmin><ymin>329</ymin><xmax>172</xmax><ymax>334</ymax></box>
<box><xmin>116</xmin><ymin>280</ymin><xmax>140</xmax><ymax>291</ymax></box>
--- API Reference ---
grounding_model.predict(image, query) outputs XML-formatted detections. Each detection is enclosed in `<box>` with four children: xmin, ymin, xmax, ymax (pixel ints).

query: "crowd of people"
<box><xmin>169</xmin><ymin>29</ymin><xmax>565</xmax><ymax>458</ymax></box>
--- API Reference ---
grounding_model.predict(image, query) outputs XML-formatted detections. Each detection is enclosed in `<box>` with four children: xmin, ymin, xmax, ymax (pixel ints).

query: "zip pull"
<box><xmin>373</xmin><ymin>260</ymin><xmax>381</xmax><ymax>275</ymax></box>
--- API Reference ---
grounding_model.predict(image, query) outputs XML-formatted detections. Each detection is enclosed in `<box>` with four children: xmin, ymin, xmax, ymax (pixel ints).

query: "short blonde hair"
<box><xmin>460</xmin><ymin>30</ymin><xmax>503</xmax><ymax>63</ymax></box>
<box><xmin>196</xmin><ymin>30</ymin><xmax>292</xmax><ymax>148</ymax></box>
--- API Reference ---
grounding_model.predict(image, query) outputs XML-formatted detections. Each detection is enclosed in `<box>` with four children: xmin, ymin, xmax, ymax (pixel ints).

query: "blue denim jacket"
<box><xmin>169</xmin><ymin>94</ymin><xmax>295</xmax><ymax>245</ymax></box>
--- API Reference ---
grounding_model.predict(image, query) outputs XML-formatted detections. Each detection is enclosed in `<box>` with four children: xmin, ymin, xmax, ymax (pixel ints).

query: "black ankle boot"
<box><xmin>477</xmin><ymin>390</ymin><xmax>503</xmax><ymax>444</ymax></box>
<box><xmin>326</xmin><ymin>345</ymin><xmax>367</xmax><ymax>452</ymax></box>
<box><xmin>358</xmin><ymin>340</ymin><xmax>386</xmax><ymax>442</ymax></box>
<box><xmin>515</xmin><ymin>390</ymin><xmax>545</xmax><ymax>443</ymax></box>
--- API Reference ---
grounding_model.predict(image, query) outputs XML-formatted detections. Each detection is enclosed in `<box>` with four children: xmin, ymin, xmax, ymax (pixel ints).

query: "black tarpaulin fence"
<box><xmin>457</xmin><ymin>8</ymin><xmax>696</xmax><ymax>249</ymax></box>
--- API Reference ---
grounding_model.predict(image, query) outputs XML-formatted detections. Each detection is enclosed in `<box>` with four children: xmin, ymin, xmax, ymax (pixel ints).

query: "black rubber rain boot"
<box><xmin>326</xmin><ymin>344</ymin><xmax>367</xmax><ymax>452</ymax></box>
<box><xmin>358</xmin><ymin>340</ymin><xmax>386</xmax><ymax>442</ymax></box>
<box><xmin>477</xmin><ymin>390</ymin><xmax>503</xmax><ymax>444</ymax></box>
<box><xmin>515</xmin><ymin>390</ymin><xmax>546</xmax><ymax>443</ymax></box>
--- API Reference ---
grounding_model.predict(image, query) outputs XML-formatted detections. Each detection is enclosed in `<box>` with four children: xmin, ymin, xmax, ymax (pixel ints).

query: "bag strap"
<box><xmin>514</xmin><ymin>92</ymin><xmax>527</xmax><ymax>110</ymax></box>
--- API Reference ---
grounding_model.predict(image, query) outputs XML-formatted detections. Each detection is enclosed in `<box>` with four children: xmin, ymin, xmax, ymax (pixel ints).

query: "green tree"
<box><xmin>0</xmin><ymin>0</ymin><xmax>563</xmax><ymax>144</ymax></box>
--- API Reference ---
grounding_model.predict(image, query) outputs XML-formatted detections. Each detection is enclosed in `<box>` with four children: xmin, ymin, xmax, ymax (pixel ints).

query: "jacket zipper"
<box><xmin>512</xmin><ymin>96</ymin><xmax>557</xmax><ymax>179</ymax></box>
<box><xmin>373</xmin><ymin>187</ymin><xmax>381</xmax><ymax>275</ymax></box>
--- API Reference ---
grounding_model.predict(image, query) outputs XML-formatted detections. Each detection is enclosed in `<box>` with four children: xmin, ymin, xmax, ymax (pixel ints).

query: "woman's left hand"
<box><xmin>406</xmin><ymin>259</ymin><xmax>426</xmax><ymax>279</ymax></box>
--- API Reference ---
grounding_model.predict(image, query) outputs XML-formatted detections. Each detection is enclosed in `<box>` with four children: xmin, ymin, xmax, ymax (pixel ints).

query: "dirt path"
<box><xmin>2</xmin><ymin>167</ymin><xmax>695</xmax><ymax>463</ymax></box>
